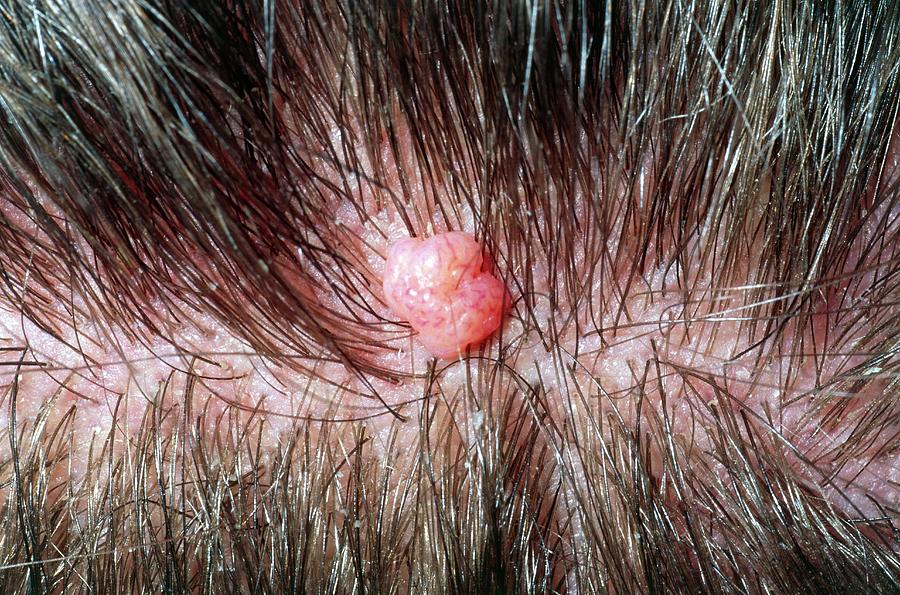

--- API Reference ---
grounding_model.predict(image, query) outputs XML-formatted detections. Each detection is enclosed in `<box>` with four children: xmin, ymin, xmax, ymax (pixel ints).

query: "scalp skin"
<box><xmin>382</xmin><ymin>232</ymin><xmax>507</xmax><ymax>358</ymax></box>
<box><xmin>0</xmin><ymin>1</ymin><xmax>897</xmax><ymax>593</ymax></box>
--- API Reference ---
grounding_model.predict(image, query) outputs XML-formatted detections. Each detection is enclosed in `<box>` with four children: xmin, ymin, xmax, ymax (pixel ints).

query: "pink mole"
<box><xmin>383</xmin><ymin>232</ymin><xmax>508</xmax><ymax>358</ymax></box>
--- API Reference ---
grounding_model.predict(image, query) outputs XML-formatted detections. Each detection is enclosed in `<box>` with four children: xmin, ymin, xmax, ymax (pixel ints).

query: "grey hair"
<box><xmin>0</xmin><ymin>0</ymin><xmax>897</xmax><ymax>592</ymax></box>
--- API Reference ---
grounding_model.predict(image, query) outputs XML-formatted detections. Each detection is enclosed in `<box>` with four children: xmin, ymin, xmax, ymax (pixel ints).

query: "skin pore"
<box><xmin>0</xmin><ymin>0</ymin><xmax>897</xmax><ymax>592</ymax></box>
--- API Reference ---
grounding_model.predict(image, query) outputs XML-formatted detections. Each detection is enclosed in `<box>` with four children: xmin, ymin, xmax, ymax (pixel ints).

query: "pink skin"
<box><xmin>382</xmin><ymin>232</ymin><xmax>508</xmax><ymax>358</ymax></box>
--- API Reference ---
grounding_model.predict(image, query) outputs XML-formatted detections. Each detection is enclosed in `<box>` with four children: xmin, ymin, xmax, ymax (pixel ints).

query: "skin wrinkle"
<box><xmin>0</xmin><ymin>0</ymin><xmax>896</xmax><ymax>593</ymax></box>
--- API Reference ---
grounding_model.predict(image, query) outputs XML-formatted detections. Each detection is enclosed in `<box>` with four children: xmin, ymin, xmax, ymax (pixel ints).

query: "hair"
<box><xmin>0</xmin><ymin>0</ymin><xmax>897</xmax><ymax>592</ymax></box>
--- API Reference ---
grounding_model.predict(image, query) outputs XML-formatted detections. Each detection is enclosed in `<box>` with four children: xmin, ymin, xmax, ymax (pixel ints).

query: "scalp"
<box><xmin>0</xmin><ymin>1</ymin><xmax>897</xmax><ymax>593</ymax></box>
<box><xmin>382</xmin><ymin>232</ymin><xmax>507</xmax><ymax>358</ymax></box>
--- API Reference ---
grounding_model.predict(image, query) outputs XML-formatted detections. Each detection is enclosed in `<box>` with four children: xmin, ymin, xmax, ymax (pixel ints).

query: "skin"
<box><xmin>0</xmin><ymin>1</ymin><xmax>897</xmax><ymax>593</ymax></box>
<box><xmin>382</xmin><ymin>232</ymin><xmax>507</xmax><ymax>358</ymax></box>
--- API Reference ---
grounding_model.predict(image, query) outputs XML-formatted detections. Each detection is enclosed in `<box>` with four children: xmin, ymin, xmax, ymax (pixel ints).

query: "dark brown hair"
<box><xmin>0</xmin><ymin>0</ymin><xmax>897</xmax><ymax>592</ymax></box>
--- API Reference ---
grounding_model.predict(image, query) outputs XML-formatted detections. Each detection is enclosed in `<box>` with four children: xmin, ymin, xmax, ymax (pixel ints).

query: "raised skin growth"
<box><xmin>383</xmin><ymin>232</ymin><xmax>507</xmax><ymax>358</ymax></box>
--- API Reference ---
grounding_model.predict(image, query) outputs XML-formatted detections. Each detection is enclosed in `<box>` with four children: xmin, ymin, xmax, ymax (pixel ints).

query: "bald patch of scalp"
<box><xmin>0</xmin><ymin>0</ymin><xmax>897</xmax><ymax>593</ymax></box>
